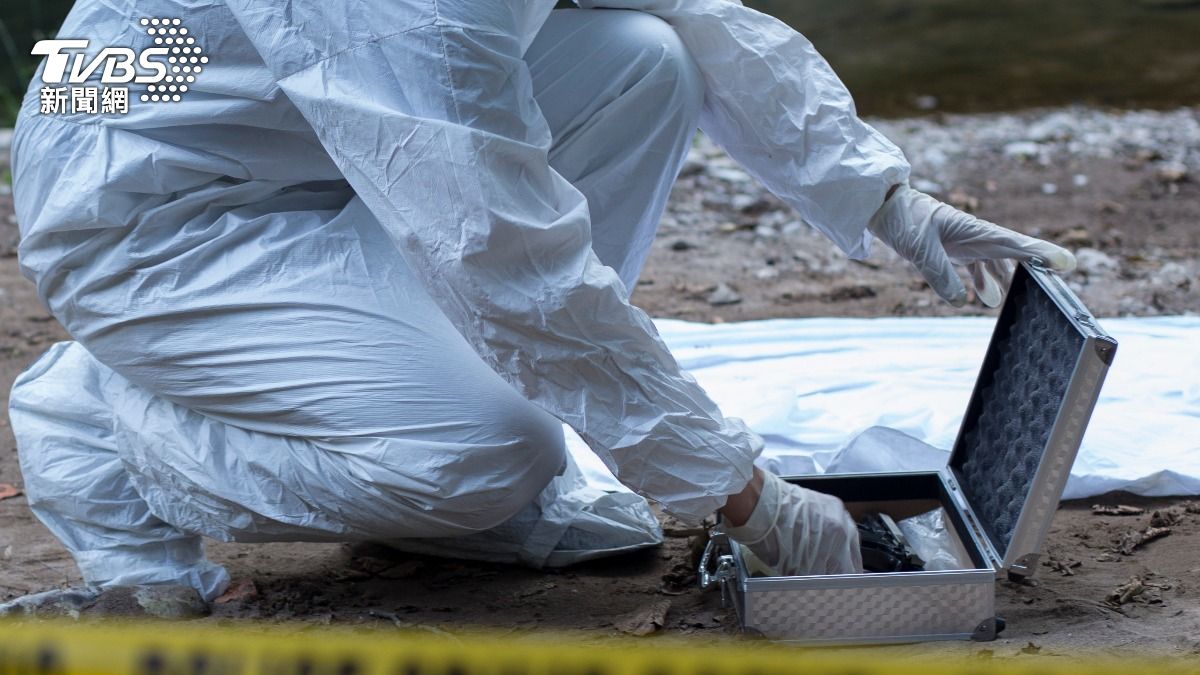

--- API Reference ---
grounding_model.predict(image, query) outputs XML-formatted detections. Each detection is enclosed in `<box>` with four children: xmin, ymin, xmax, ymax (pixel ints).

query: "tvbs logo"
<box><xmin>33</xmin><ymin>17</ymin><xmax>206</xmax><ymax>115</ymax></box>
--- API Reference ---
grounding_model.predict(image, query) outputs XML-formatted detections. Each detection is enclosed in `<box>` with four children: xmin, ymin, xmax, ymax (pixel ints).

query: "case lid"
<box><xmin>946</xmin><ymin>263</ymin><xmax>1116</xmax><ymax>573</ymax></box>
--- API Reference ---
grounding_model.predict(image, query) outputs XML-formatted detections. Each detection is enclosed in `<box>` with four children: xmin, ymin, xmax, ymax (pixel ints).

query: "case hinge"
<box><xmin>940</xmin><ymin>468</ymin><xmax>1005</xmax><ymax>571</ymax></box>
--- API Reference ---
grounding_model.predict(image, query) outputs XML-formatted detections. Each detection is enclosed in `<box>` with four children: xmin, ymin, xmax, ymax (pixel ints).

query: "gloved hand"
<box><xmin>722</xmin><ymin>470</ymin><xmax>863</xmax><ymax>576</ymax></box>
<box><xmin>868</xmin><ymin>184</ymin><xmax>1076</xmax><ymax>307</ymax></box>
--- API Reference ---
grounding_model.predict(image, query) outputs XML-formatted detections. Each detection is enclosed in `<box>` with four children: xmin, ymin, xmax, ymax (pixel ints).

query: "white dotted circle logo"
<box><xmin>138</xmin><ymin>17</ymin><xmax>205</xmax><ymax>103</ymax></box>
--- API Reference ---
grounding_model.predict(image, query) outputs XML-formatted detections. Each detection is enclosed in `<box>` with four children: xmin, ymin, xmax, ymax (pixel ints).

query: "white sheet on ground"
<box><xmin>568</xmin><ymin>316</ymin><xmax>1200</xmax><ymax>500</ymax></box>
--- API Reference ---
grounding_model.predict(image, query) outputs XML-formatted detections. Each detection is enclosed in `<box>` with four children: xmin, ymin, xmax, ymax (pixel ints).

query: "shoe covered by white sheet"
<box><xmin>722</xmin><ymin>471</ymin><xmax>863</xmax><ymax>576</ymax></box>
<box><xmin>869</xmin><ymin>184</ymin><xmax>1076</xmax><ymax>307</ymax></box>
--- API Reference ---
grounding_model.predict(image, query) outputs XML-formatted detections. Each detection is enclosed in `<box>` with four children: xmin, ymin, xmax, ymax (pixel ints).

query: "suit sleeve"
<box><xmin>578</xmin><ymin>0</ymin><xmax>912</xmax><ymax>258</ymax></box>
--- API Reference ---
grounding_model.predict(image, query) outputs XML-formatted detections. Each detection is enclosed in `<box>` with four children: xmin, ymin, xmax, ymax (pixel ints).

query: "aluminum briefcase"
<box><xmin>699</xmin><ymin>262</ymin><xmax>1118</xmax><ymax>644</ymax></box>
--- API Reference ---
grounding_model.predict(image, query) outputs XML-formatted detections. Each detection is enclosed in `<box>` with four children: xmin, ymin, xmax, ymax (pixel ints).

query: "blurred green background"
<box><xmin>4</xmin><ymin>0</ymin><xmax>1200</xmax><ymax>125</ymax></box>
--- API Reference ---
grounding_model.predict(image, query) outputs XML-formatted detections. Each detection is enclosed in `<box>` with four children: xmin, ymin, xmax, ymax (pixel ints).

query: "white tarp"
<box><xmin>568</xmin><ymin>316</ymin><xmax>1200</xmax><ymax>501</ymax></box>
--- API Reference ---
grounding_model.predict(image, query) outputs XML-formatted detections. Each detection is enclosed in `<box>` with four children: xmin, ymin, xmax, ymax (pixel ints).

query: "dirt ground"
<box><xmin>1</xmin><ymin>108</ymin><xmax>1198</xmax><ymax>656</ymax></box>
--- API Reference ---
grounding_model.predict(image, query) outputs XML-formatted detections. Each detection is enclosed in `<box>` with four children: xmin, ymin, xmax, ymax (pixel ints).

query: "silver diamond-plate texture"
<box><xmin>955</xmin><ymin>272</ymin><xmax>1085</xmax><ymax>554</ymax></box>
<box><xmin>745</xmin><ymin>580</ymin><xmax>994</xmax><ymax>640</ymax></box>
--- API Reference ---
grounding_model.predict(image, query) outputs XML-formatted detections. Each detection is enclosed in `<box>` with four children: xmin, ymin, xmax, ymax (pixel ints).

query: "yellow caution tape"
<box><xmin>0</xmin><ymin>620</ymin><xmax>1197</xmax><ymax>675</ymax></box>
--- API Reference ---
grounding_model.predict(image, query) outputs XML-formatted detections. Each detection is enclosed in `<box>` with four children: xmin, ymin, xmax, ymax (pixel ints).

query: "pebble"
<box><xmin>1041</xmin><ymin>182</ymin><xmax>1059</xmax><ymax>195</ymax></box>
<box><xmin>1156</xmin><ymin>262</ymin><xmax>1189</xmax><ymax>289</ymax></box>
<box><xmin>1075</xmin><ymin>248</ymin><xmax>1120</xmax><ymax>276</ymax></box>
<box><xmin>710</xmin><ymin>167</ymin><xmax>752</xmax><ymax>184</ymax></box>
<box><xmin>706</xmin><ymin>283</ymin><xmax>742</xmax><ymax>306</ymax></box>
<box><xmin>870</xmin><ymin>106</ymin><xmax>1200</xmax><ymax>188</ymax></box>
<box><xmin>1073</xmin><ymin>174</ymin><xmax>1089</xmax><ymax>187</ymax></box>
<box><xmin>913</xmin><ymin>95</ymin><xmax>939</xmax><ymax>111</ymax></box>
<box><xmin>1025</xmin><ymin>112</ymin><xmax>1078</xmax><ymax>142</ymax></box>
<box><xmin>781</xmin><ymin>221</ymin><xmax>807</xmax><ymax>236</ymax></box>
<box><xmin>1157</xmin><ymin>162</ymin><xmax>1188</xmax><ymax>183</ymax></box>
<box><xmin>1060</xmin><ymin>227</ymin><xmax>1094</xmax><ymax>247</ymax></box>
<box><xmin>731</xmin><ymin>194</ymin><xmax>761</xmax><ymax>212</ymax></box>
<box><xmin>1003</xmin><ymin>141</ymin><xmax>1042</xmax><ymax>159</ymax></box>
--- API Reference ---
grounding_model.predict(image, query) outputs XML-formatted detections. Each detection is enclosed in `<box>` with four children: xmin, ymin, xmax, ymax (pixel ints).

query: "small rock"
<box><xmin>1060</xmin><ymin>227</ymin><xmax>1094</xmax><ymax>247</ymax></box>
<box><xmin>1150</xmin><ymin>507</ymin><xmax>1186</xmax><ymax>528</ymax></box>
<box><xmin>753</xmin><ymin>224</ymin><xmax>778</xmax><ymax>238</ymax></box>
<box><xmin>1026</xmin><ymin>112</ymin><xmax>1076</xmax><ymax>142</ymax></box>
<box><xmin>1156</xmin><ymin>162</ymin><xmax>1188</xmax><ymax>183</ymax></box>
<box><xmin>1003</xmin><ymin>141</ymin><xmax>1041</xmax><ymax>159</ymax></box>
<box><xmin>913</xmin><ymin>95</ymin><xmax>939</xmax><ymax>111</ymax></box>
<box><xmin>1097</xmin><ymin>199</ymin><xmax>1127</xmax><ymax>215</ymax></box>
<box><xmin>1041</xmin><ymin>182</ymin><xmax>1059</xmax><ymax>195</ymax></box>
<box><xmin>706</xmin><ymin>283</ymin><xmax>742</xmax><ymax>306</ymax></box>
<box><xmin>1156</xmin><ymin>262</ymin><xmax>1189</xmax><ymax>289</ymax></box>
<box><xmin>1075</xmin><ymin>248</ymin><xmax>1119</xmax><ymax>276</ymax></box>
<box><xmin>947</xmin><ymin>188</ymin><xmax>979</xmax><ymax>212</ymax></box>
<box><xmin>731</xmin><ymin>194</ymin><xmax>763</xmax><ymax>212</ymax></box>
<box><xmin>1133</xmin><ymin>148</ymin><xmax>1164</xmax><ymax>164</ymax></box>
<box><xmin>0</xmin><ymin>585</ymin><xmax>209</xmax><ymax>620</ymax></box>
<box><xmin>753</xmin><ymin>267</ymin><xmax>779</xmax><ymax>280</ymax></box>
<box><xmin>711</xmin><ymin>167</ymin><xmax>752</xmax><ymax>184</ymax></box>
<box><xmin>1073</xmin><ymin>174</ymin><xmax>1089</xmax><ymax>187</ymax></box>
<box><xmin>781</xmin><ymin>221</ymin><xmax>807</xmax><ymax>236</ymax></box>
<box><xmin>670</xmin><ymin>239</ymin><xmax>696</xmax><ymax>252</ymax></box>
<box><xmin>120</xmin><ymin>585</ymin><xmax>210</xmax><ymax>619</ymax></box>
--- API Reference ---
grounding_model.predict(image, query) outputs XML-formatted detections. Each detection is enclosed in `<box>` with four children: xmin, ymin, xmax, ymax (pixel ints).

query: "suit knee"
<box><xmin>620</xmin><ymin>12</ymin><xmax>705</xmax><ymax>120</ymax></box>
<box><xmin>432</xmin><ymin>398</ymin><xmax>566</xmax><ymax>532</ymax></box>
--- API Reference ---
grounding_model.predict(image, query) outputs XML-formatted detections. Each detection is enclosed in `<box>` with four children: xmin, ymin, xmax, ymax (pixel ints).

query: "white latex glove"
<box><xmin>868</xmin><ymin>184</ymin><xmax>1077</xmax><ymax>307</ymax></box>
<box><xmin>722</xmin><ymin>471</ymin><xmax>863</xmax><ymax>576</ymax></box>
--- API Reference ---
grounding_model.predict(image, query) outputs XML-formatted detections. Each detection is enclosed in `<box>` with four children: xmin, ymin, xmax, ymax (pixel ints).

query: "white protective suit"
<box><xmin>9</xmin><ymin>0</ymin><xmax>909</xmax><ymax>601</ymax></box>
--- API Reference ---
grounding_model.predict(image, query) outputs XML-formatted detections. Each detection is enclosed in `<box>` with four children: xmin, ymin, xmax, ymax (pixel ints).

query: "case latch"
<box><xmin>698</xmin><ymin>534</ymin><xmax>737</xmax><ymax>591</ymax></box>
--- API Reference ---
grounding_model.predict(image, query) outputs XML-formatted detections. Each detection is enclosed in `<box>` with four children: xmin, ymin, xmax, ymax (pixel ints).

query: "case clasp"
<box><xmin>698</xmin><ymin>535</ymin><xmax>737</xmax><ymax>591</ymax></box>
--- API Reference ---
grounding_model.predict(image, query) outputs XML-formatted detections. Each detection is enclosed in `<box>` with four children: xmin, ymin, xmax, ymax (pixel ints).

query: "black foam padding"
<box><xmin>952</xmin><ymin>270</ymin><xmax>1085</xmax><ymax>553</ymax></box>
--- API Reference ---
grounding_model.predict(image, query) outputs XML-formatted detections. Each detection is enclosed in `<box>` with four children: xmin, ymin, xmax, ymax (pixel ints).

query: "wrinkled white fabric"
<box><xmin>10</xmin><ymin>342</ymin><xmax>665</xmax><ymax>602</ymax></box>
<box><xmin>721</xmin><ymin>471</ymin><xmax>863</xmax><ymax>576</ymax></box>
<box><xmin>647</xmin><ymin>316</ymin><xmax>1200</xmax><ymax>499</ymax></box>
<box><xmin>10</xmin><ymin>1</ymin><xmax>915</xmax><ymax>596</ymax></box>
<box><xmin>868</xmin><ymin>185</ymin><xmax>1077</xmax><ymax>307</ymax></box>
<box><xmin>13</xmin><ymin>1</ymin><xmax>909</xmax><ymax>525</ymax></box>
<box><xmin>578</xmin><ymin>0</ymin><xmax>911</xmax><ymax>258</ymax></box>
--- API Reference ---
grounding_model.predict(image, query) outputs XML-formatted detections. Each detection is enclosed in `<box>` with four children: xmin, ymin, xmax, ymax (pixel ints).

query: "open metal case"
<box><xmin>699</xmin><ymin>262</ymin><xmax>1117</xmax><ymax>644</ymax></box>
